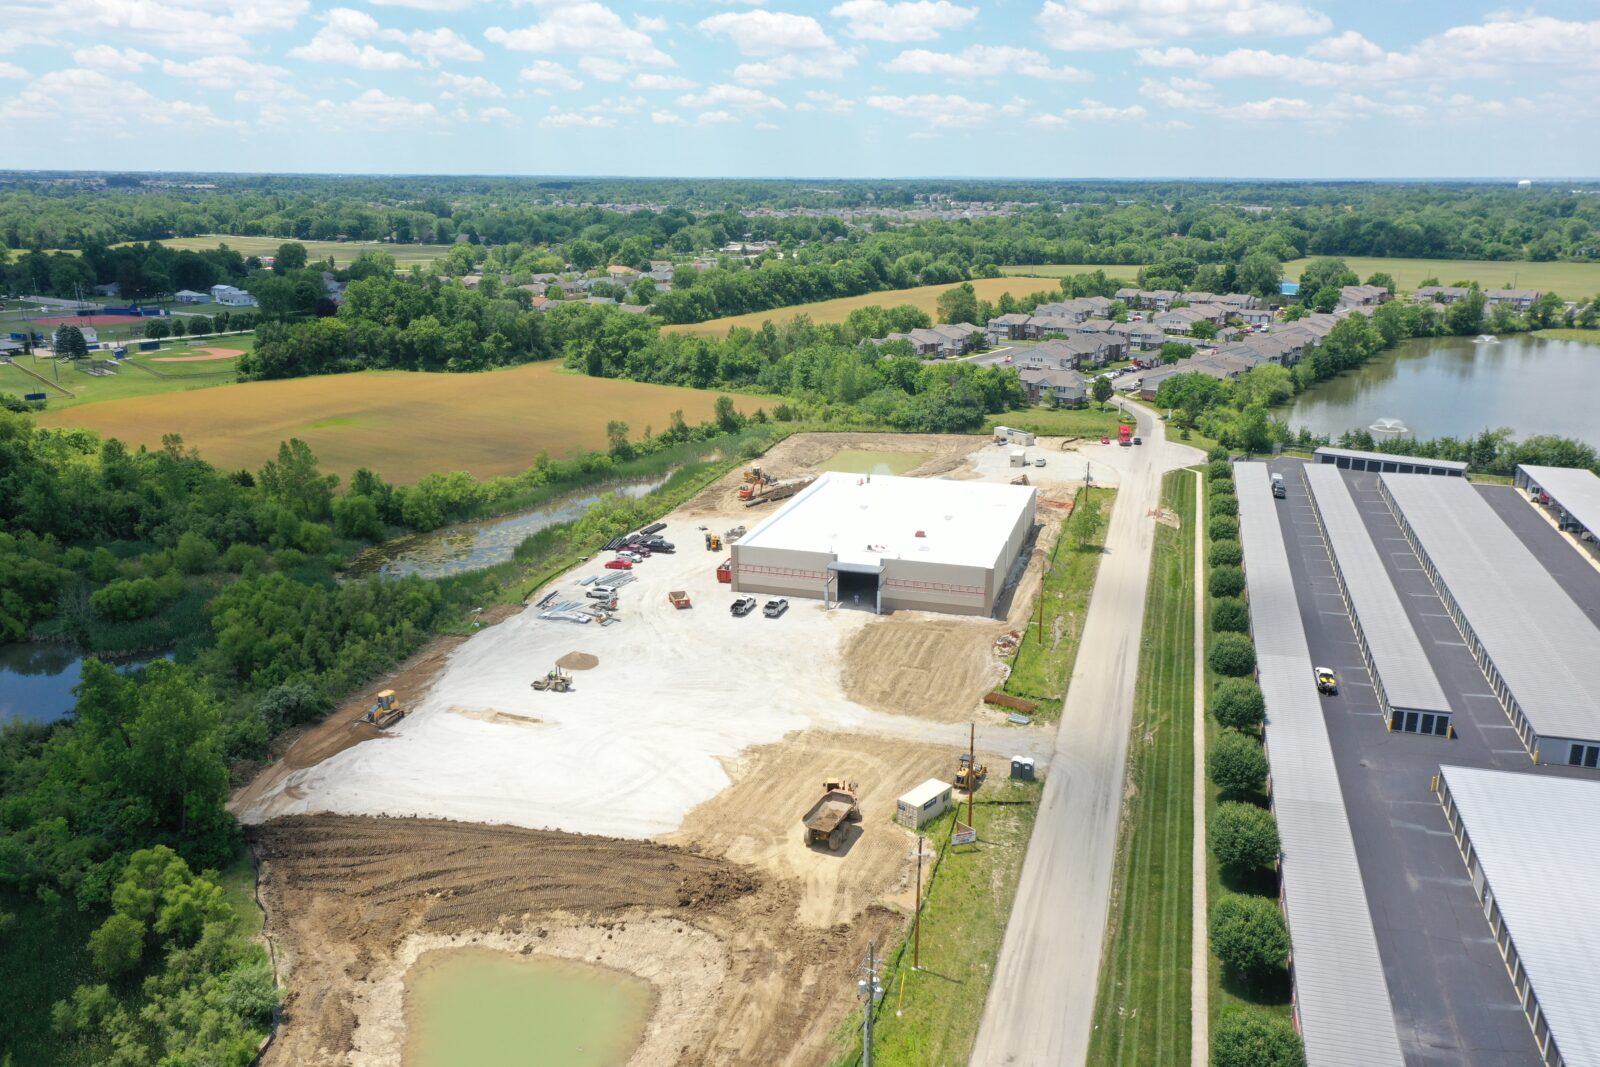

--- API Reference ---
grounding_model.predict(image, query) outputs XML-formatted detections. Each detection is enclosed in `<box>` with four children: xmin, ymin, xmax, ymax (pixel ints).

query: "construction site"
<box><xmin>233</xmin><ymin>429</ymin><xmax>1138</xmax><ymax>1067</ymax></box>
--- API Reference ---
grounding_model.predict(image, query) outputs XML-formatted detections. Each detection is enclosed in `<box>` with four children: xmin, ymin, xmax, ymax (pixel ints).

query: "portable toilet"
<box><xmin>1009</xmin><ymin>449</ymin><xmax>1027</xmax><ymax>468</ymax></box>
<box><xmin>896</xmin><ymin>778</ymin><xmax>953</xmax><ymax>829</ymax></box>
<box><xmin>1011</xmin><ymin>755</ymin><xmax>1036</xmax><ymax>781</ymax></box>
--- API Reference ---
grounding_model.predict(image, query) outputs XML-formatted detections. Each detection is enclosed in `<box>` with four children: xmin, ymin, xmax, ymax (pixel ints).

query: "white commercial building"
<box><xmin>730</xmin><ymin>472</ymin><xmax>1036</xmax><ymax>616</ymax></box>
<box><xmin>210</xmin><ymin>284</ymin><xmax>257</xmax><ymax>307</ymax></box>
<box><xmin>1436</xmin><ymin>765</ymin><xmax>1600</xmax><ymax>1067</ymax></box>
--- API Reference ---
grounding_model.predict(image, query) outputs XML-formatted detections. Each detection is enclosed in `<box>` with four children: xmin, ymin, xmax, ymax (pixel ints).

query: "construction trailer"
<box><xmin>730</xmin><ymin>472</ymin><xmax>1036</xmax><ymax>617</ymax></box>
<box><xmin>896</xmin><ymin>778</ymin><xmax>954</xmax><ymax>829</ymax></box>
<box><xmin>993</xmin><ymin>426</ymin><xmax>1037</xmax><ymax>447</ymax></box>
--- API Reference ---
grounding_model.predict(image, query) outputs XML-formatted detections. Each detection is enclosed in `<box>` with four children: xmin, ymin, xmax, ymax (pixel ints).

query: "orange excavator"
<box><xmin>738</xmin><ymin>465</ymin><xmax>774</xmax><ymax>501</ymax></box>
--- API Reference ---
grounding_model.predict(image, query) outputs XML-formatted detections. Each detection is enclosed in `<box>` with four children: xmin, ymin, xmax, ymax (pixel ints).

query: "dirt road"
<box><xmin>252</xmin><ymin>814</ymin><xmax>900</xmax><ymax>1067</ymax></box>
<box><xmin>971</xmin><ymin>405</ymin><xmax>1202</xmax><ymax>1066</ymax></box>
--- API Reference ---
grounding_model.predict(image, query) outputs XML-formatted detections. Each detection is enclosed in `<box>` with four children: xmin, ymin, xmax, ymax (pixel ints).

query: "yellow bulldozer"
<box><xmin>357</xmin><ymin>690</ymin><xmax>406</xmax><ymax>729</ymax></box>
<box><xmin>955</xmin><ymin>753</ymin><xmax>987</xmax><ymax>793</ymax></box>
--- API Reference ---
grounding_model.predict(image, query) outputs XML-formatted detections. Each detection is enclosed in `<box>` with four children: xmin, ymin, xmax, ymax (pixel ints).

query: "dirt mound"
<box><xmin>842</xmin><ymin>616</ymin><xmax>1008</xmax><ymax>722</ymax></box>
<box><xmin>675</xmin><ymin>868</ymin><xmax>760</xmax><ymax>908</ymax></box>
<box><xmin>557</xmin><ymin>650</ymin><xmax>599</xmax><ymax>670</ymax></box>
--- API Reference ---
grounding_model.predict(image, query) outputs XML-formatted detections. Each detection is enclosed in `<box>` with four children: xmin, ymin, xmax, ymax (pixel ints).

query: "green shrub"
<box><xmin>1209</xmin><ymin>515</ymin><xmax>1239</xmax><ymax>541</ymax></box>
<box><xmin>1212</xmin><ymin>802</ymin><xmax>1281</xmax><ymax>873</ymax></box>
<box><xmin>1210</xmin><ymin>565</ymin><xmax>1245</xmax><ymax>599</ymax></box>
<box><xmin>1210</xmin><ymin>894</ymin><xmax>1290</xmax><ymax>977</ymax></box>
<box><xmin>1207</xmin><ymin>458</ymin><xmax>1232</xmax><ymax>479</ymax></box>
<box><xmin>1210</xmin><ymin>478</ymin><xmax>1236</xmax><ymax>500</ymax></box>
<box><xmin>1212</xmin><ymin>1010</ymin><xmax>1305</xmax><ymax>1067</ymax></box>
<box><xmin>1211</xmin><ymin>597</ymin><xmax>1249</xmax><ymax>634</ymax></box>
<box><xmin>90</xmin><ymin>577</ymin><xmax>165</xmax><ymax>622</ymax></box>
<box><xmin>173</xmin><ymin>532</ymin><xmax>218</xmax><ymax>575</ymax></box>
<box><xmin>1209</xmin><ymin>732</ymin><xmax>1268</xmax><ymax>793</ymax></box>
<box><xmin>1211</xmin><ymin>493</ymin><xmax>1238</xmax><ymax>517</ymax></box>
<box><xmin>1207</xmin><ymin>448</ymin><xmax>1230</xmax><ymax>464</ymax></box>
<box><xmin>1210</xmin><ymin>539</ymin><xmax>1242</xmax><ymax>566</ymax></box>
<box><xmin>1212</xmin><ymin>678</ymin><xmax>1266</xmax><ymax>730</ymax></box>
<box><xmin>1210</xmin><ymin>631</ymin><xmax>1256</xmax><ymax>675</ymax></box>
<box><xmin>88</xmin><ymin>913</ymin><xmax>146</xmax><ymax>978</ymax></box>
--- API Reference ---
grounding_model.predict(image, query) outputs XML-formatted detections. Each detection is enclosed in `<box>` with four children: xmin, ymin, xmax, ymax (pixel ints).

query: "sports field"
<box><xmin>35</xmin><ymin>361</ymin><xmax>765</xmax><ymax>483</ymax></box>
<box><xmin>661</xmin><ymin>277</ymin><xmax>1073</xmax><ymax>337</ymax></box>
<box><xmin>2</xmin><ymin>337</ymin><xmax>247</xmax><ymax>408</ymax></box>
<box><xmin>1282</xmin><ymin>256</ymin><xmax>1600</xmax><ymax>297</ymax></box>
<box><xmin>114</xmin><ymin>235</ymin><xmax>454</xmax><ymax>267</ymax></box>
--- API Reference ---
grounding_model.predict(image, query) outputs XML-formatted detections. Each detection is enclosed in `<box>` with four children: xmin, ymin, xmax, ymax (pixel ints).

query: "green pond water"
<box><xmin>404</xmin><ymin>949</ymin><xmax>654</xmax><ymax>1067</ymax></box>
<box><xmin>821</xmin><ymin>449</ymin><xmax>926</xmax><ymax>476</ymax></box>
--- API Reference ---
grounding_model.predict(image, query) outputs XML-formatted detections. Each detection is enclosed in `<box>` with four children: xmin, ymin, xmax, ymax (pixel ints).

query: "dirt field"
<box><xmin>37</xmin><ymin>361</ymin><xmax>765</xmax><ymax>483</ymax></box>
<box><xmin>151</xmin><ymin>347</ymin><xmax>243</xmax><ymax>362</ymax></box>
<box><xmin>663</xmin><ymin>278</ymin><xmax>1070</xmax><ymax>338</ymax></box>
<box><xmin>117</xmin><ymin>235</ymin><xmax>454</xmax><ymax>267</ymax></box>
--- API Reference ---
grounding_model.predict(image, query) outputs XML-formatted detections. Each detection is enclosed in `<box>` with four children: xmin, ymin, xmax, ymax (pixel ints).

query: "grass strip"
<box><xmin>1086</xmin><ymin>469</ymin><xmax>1196</xmax><ymax>1067</ymax></box>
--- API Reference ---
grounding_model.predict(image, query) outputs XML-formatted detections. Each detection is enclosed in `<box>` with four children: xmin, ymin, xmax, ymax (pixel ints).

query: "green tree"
<box><xmin>1235</xmin><ymin>253</ymin><xmax>1283</xmax><ymax>299</ymax></box>
<box><xmin>1212</xmin><ymin>678</ymin><xmax>1266</xmax><ymax>731</ymax></box>
<box><xmin>1208</xmin><ymin>515</ymin><xmax>1239</xmax><ymax>540</ymax></box>
<box><xmin>1212</xmin><ymin>802</ymin><xmax>1280</xmax><ymax>873</ymax></box>
<box><xmin>1071</xmin><ymin>491</ymin><xmax>1106</xmax><ymax>548</ymax></box>
<box><xmin>1209</xmin><ymin>732</ymin><xmax>1269</xmax><ymax>793</ymax></box>
<box><xmin>1091</xmin><ymin>376</ymin><xmax>1113</xmax><ymax>408</ymax></box>
<box><xmin>605</xmin><ymin>419</ymin><xmax>633</xmax><ymax>459</ymax></box>
<box><xmin>173</xmin><ymin>531</ymin><xmax>217</xmax><ymax>575</ymax></box>
<box><xmin>274</xmin><ymin>242</ymin><xmax>309</xmax><ymax>273</ymax></box>
<box><xmin>258</xmin><ymin>438</ymin><xmax>338</xmax><ymax>520</ymax></box>
<box><xmin>1210</xmin><ymin>597</ymin><xmax>1250</xmax><ymax>634</ymax></box>
<box><xmin>936</xmin><ymin>281</ymin><xmax>980</xmax><ymax>325</ymax></box>
<box><xmin>88</xmin><ymin>913</ymin><xmax>147</xmax><ymax>977</ymax></box>
<box><xmin>1210</xmin><ymin>894</ymin><xmax>1290</xmax><ymax>976</ymax></box>
<box><xmin>1446</xmin><ymin>290</ymin><xmax>1486</xmax><ymax>335</ymax></box>
<box><xmin>1209</xmin><ymin>631</ymin><xmax>1256</xmax><ymax>675</ymax></box>
<box><xmin>1192</xmin><ymin>319</ymin><xmax>1217</xmax><ymax>340</ymax></box>
<box><xmin>1209</xmin><ymin>539</ymin><xmax>1242</xmax><ymax>566</ymax></box>
<box><xmin>1159</xmin><ymin>342</ymin><xmax>1194</xmax><ymax>365</ymax></box>
<box><xmin>54</xmin><ymin>323</ymin><xmax>90</xmax><ymax>360</ymax></box>
<box><xmin>1298</xmin><ymin>257</ymin><xmax>1357</xmax><ymax>294</ymax></box>
<box><xmin>144</xmin><ymin>318</ymin><xmax>171</xmax><ymax>339</ymax></box>
<box><xmin>1364</xmin><ymin>271</ymin><xmax>1396</xmax><ymax>293</ymax></box>
<box><xmin>714</xmin><ymin>394</ymin><xmax>741</xmax><ymax>432</ymax></box>
<box><xmin>1209</xmin><ymin>565</ymin><xmax>1245</xmax><ymax>599</ymax></box>
<box><xmin>1212</xmin><ymin>1011</ymin><xmax>1305</xmax><ymax>1067</ymax></box>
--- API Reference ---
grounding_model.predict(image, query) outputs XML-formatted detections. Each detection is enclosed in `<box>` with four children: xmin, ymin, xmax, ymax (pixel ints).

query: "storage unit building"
<box><xmin>896</xmin><ymin>778</ymin><xmax>953</xmax><ymax>829</ymax></box>
<box><xmin>1435</xmin><ymin>765</ymin><xmax>1600</xmax><ymax>1067</ymax></box>
<box><xmin>730</xmin><ymin>472</ymin><xmax>1036</xmax><ymax>617</ymax></box>
<box><xmin>1314</xmin><ymin>446</ymin><xmax>1468</xmax><ymax>477</ymax></box>
<box><xmin>1380</xmin><ymin>473</ymin><xmax>1600</xmax><ymax>767</ymax></box>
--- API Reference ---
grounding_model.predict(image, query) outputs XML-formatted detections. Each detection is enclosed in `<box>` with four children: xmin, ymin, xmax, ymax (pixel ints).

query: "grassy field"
<box><xmin>1087</xmin><ymin>469</ymin><xmax>1196</xmax><ymax>1067</ymax></box>
<box><xmin>36</xmin><ymin>360</ymin><xmax>766</xmax><ymax>483</ymax></box>
<box><xmin>986</xmin><ymin>406</ymin><xmax>1124</xmax><ymax>440</ymax></box>
<box><xmin>114</xmin><ymin>235</ymin><xmax>454</xmax><ymax>266</ymax></box>
<box><xmin>1283</xmin><ymin>256</ymin><xmax>1600</xmax><ymax>296</ymax></box>
<box><xmin>837</xmin><ymin>779</ymin><xmax>1042</xmax><ymax>1067</ymax></box>
<box><xmin>1000</xmin><ymin>264</ymin><xmax>1144</xmax><ymax>280</ymax></box>
<box><xmin>3</xmin><ymin>337</ymin><xmax>246</xmax><ymax>408</ymax></box>
<box><xmin>1001</xmin><ymin>486</ymin><xmax>1114</xmax><ymax>720</ymax></box>
<box><xmin>1534</xmin><ymin>327</ymin><xmax>1600</xmax><ymax>344</ymax></box>
<box><xmin>662</xmin><ymin>277</ymin><xmax>1071</xmax><ymax>337</ymax></box>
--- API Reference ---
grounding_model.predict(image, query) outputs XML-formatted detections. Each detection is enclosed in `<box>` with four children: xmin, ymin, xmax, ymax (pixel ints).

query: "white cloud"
<box><xmin>487</xmin><ymin>3</ymin><xmax>673</xmax><ymax>67</ymax></box>
<box><xmin>477</xmin><ymin>105</ymin><xmax>515</xmax><ymax>123</ymax></box>
<box><xmin>634</xmin><ymin>15</ymin><xmax>668</xmax><ymax>33</ymax></box>
<box><xmin>310</xmin><ymin>87</ymin><xmax>438</xmax><ymax>127</ymax></box>
<box><xmin>1305</xmin><ymin>30</ymin><xmax>1383</xmax><ymax>61</ymax></box>
<box><xmin>0</xmin><ymin>67</ymin><xmax>237</xmax><ymax>127</ymax></box>
<box><xmin>803</xmin><ymin>89</ymin><xmax>854</xmax><ymax>113</ymax></box>
<box><xmin>632</xmin><ymin>73</ymin><xmax>696</xmax><ymax>91</ymax></box>
<box><xmin>1137</xmin><ymin>76</ymin><xmax>1313</xmax><ymax>121</ymax></box>
<box><xmin>540</xmin><ymin>109</ymin><xmax>614</xmax><ymax>128</ymax></box>
<box><xmin>2</xmin><ymin>0</ymin><xmax>306</xmax><ymax>54</ymax></box>
<box><xmin>519</xmin><ymin>61</ymin><xmax>582</xmax><ymax>90</ymax></box>
<box><xmin>289</xmin><ymin>9</ymin><xmax>482</xmax><ymax>68</ymax></box>
<box><xmin>403</xmin><ymin>28</ymin><xmax>483</xmax><ymax>65</ymax></box>
<box><xmin>578</xmin><ymin>56</ymin><xmax>629</xmax><ymax>82</ymax></box>
<box><xmin>734</xmin><ymin>50</ymin><xmax>856</xmax><ymax>85</ymax></box>
<box><xmin>650</xmin><ymin>109</ymin><xmax>683</xmax><ymax>123</ymax></box>
<box><xmin>432</xmin><ymin>71</ymin><xmax>503</xmax><ymax>98</ymax></box>
<box><xmin>698</xmin><ymin>10</ymin><xmax>835</xmax><ymax>54</ymax></box>
<box><xmin>369</xmin><ymin>0</ymin><xmax>482</xmax><ymax>8</ymax></box>
<box><xmin>830</xmin><ymin>0</ymin><xmax>976</xmax><ymax>42</ymax></box>
<box><xmin>0</xmin><ymin>61</ymin><xmax>28</xmax><ymax>78</ymax></box>
<box><xmin>162</xmin><ymin>56</ymin><xmax>291</xmax><ymax>92</ymax></box>
<box><xmin>866</xmin><ymin>92</ymin><xmax>994</xmax><ymax>128</ymax></box>
<box><xmin>71</xmin><ymin>45</ymin><xmax>155</xmax><ymax>73</ymax></box>
<box><xmin>883</xmin><ymin>45</ymin><xmax>1090</xmax><ymax>81</ymax></box>
<box><xmin>754</xmin><ymin>120</ymin><xmax>778</xmax><ymax>129</ymax></box>
<box><xmin>1138</xmin><ymin>76</ymin><xmax>1216</xmax><ymax>109</ymax></box>
<box><xmin>1055</xmin><ymin>98</ymin><xmax>1148</xmax><ymax>121</ymax></box>
<box><xmin>677</xmin><ymin>83</ymin><xmax>786</xmax><ymax>111</ymax></box>
<box><xmin>696</xmin><ymin>109</ymin><xmax>736</xmax><ymax>125</ymax></box>
<box><xmin>1037</xmin><ymin>0</ymin><xmax>1331</xmax><ymax>51</ymax></box>
<box><xmin>1234</xmin><ymin>95</ymin><xmax>1315</xmax><ymax>120</ymax></box>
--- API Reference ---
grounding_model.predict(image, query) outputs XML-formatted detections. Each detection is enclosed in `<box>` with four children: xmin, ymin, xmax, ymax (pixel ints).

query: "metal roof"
<box><xmin>1314</xmin><ymin>446</ymin><xmax>1468</xmax><ymax>473</ymax></box>
<box><xmin>1381</xmin><ymin>474</ymin><xmax>1600</xmax><ymax>744</ymax></box>
<box><xmin>1516</xmin><ymin>464</ymin><xmax>1600</xmax><ymax>534</ymax></box>
<box><xmin>1303</xmin><ymin>464</ymin><xmax>1451</xmax><ymax>715</ymax></box>
<box><xmin>1439</xmin><ymin>765</ymin><xmax>1600</xmax><ymax>1067</ymax></box>
<box><xmin>1236</xmin><ymin>462</ymin><xmax>1406</xmax><ymax>1067</ymax></box>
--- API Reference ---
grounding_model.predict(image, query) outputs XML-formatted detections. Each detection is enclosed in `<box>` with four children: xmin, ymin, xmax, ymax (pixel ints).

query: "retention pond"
<box><xmin>0</xmin><ymin>644</ymin><xmax>172</xmax><ymax>726</ymax></box>
<box><xmin>404</xmin><ymin>948</ymin><xmax>653</xmax><ymax>1067</ymax></box>
<box><xmin>820</xmin><ymin>449</ymin><xmax>926</xmax><ymax>476</ymax></box>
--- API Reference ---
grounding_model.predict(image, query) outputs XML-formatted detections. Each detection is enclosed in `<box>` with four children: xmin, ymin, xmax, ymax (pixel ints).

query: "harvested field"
<box><xmin>37</xmin><ymin>361</ymin><xmax>765</xmax><ymax>483</ymax></box>
<box><xmin>251</xmin><ymin>814</ymin><xmax>900</xmax><ymax>1067</ymax></box>
<box><xmin>118</xmin><ymin>234</ymin><xmax>454</xmax><ymax>266</ymax></box>
<box><xmin>151</xmin><ymin>347</ymin><xmax>243</xmax><ymax>362</ymax></box>
<box><xmin>663</xmin><ymin>278</ymin><xmax>1069</xmax><ymax>338</ymax></box>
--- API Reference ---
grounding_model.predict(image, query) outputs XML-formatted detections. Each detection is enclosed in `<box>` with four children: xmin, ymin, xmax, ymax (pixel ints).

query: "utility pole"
<box><xmin>968</xmin><ymin>722</ymin><xmax>976</xmax><ymax>827</ymax></box>
<box><xmin>909</xmin><ymin>835</ymin><xmax>934</xmax><ymax>970</ymax></box>
<box><xmin>859</xmin><ymin>940</ymin><xmax>883</xmax><ymax>1067</ymax></box>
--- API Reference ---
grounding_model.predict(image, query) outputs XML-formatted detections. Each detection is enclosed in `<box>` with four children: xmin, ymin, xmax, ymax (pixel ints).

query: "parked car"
<box><xmin>1100</xmin><ymin>436</ymin><xmax>1111</xmax><ymax>444</ymax></box>
<box><xmin>1315</xmin><ymin>666</ymin><xmax>1338</xmax><ymax>695</ymax></box>
<box><xmin>1133</xmin><ymin>436</ymin><xmax>1143</xmax><ymax>446</ymax></box>
<box><xmin>1033</xmin><ymin>457</ymin><xmax>1046</xmax><ymax>467</ymax></box>
<box><xmin>604</xmin><ymin>559</ymin><xmax>632</xmax><ymax>570</ymax></box>
<box><xmin>762</xmin><ymin>598</ymin><xmax>789</xmax><ymax>618</ymax></box>
<box><xmin>731</xmin><ymin>595</ymin><xmax>757</xmax><ymax>617</ymax></box>
<box><xmin>643</xmin><ymin>538</ymin><xmax>675</xmax><ymax>552</ymax></box>
<box><xmin>585</xmin><ymin>588</ymin><xmax>615</xmax><ymax>600</ymax></box>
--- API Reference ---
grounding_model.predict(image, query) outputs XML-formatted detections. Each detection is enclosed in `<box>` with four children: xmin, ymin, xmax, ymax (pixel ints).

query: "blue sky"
<box><xmin>1</xmin><ymin>0</ymin><xmax>1597</xmax><ymax>178</ymax></box>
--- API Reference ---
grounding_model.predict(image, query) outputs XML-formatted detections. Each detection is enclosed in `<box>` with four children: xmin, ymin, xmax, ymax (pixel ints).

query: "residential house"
<box><xmin>174</xmin><ymin>289</ymin><xmax>211</xmax><ymax>304</ymax></box>
<box><xmin>985</xmin><ymin>312</ymin><xmax>1033</xmax><ymax>343</ymax></box>
<box><xmin>1337</xmin><ymin>283</ymin><xmax>1389</xmax><ymax>308</ymax></box>
<box><xmin>1018</xmin><ymin>335</ymin><xmax>1125</xmax><ymax>369</ymax></box>
<box><xmin>92</xmin><ymin>282</ymin><xmax>121</xmax><ymax>297</ymax></box>
<box><xmin>1025</xmin><ymin>315</ymin><xmax>1077</xmax><ymax>339</ymax></box>
<box><xmin>1181</xmin><ymin>291</ymin><xmax>1219</xmax><ymax>305</ymax></box>
<box><xmin>606</xmin><ymin>265</ymin><xmax>641</xmax><ymax>281</ymax></box>
<box><xmin>1486</xmin><ymin>288</ymin><xmax>1542</xmax><ymax>311</ymax></box>
<box><xmin>1080</xmin><ymin>295</ymin><xmax>1114</xmax><ymax>317</ymax></box>
<box><xmin>930</xmin><ymin>323</ymin><xmax>984</xmax><ymax>357</ymax></box>
<box><xmin>1110</xmin><ymin>321</ymin><xmax>1167</xmax><ymax>351</ymax></box>
<box><xmin>884</xmin><ymin>328</ymin><xmax>944</xmax><ymax>357</ymax></box>
<box><xmin>1114</xmin><ymin>287</ymin><xmax>1142</xmax><ymax>306</ymax></box>
<box><xmin>1032</xmin><ymin>300</ymin><xmax>1094</xmax><ymax>323</ymax></box>
<box><xmin>557</xmin><ymin>279</ymin><xmax>588</xmax><ymax>298</ymax></box>
<box><xmin>1153</xmin><ymin>307</ymin><xmax>1208</xmax><ymax>333</ymax></box>
<box><xmin>1215</xmin><ymin>293</ymin><xmax>1260</xmax><ymax>309</ymax></box>
<box><xmin>1413</xmin><ymin>286</ymin><xmax>1472</xmax><ymax>304</ymax></box>
<box><xmin>1236</xmin><ymin>307</ymin><xmax>1273</xmax><ymax>326</ymax></box>
<box><xmin>1137</xmin><ymin>357</ymin><xmax>1236</xmax><ymax>400</ymax></box>
<box><xmin>209</xmin><ymin>284</ymin><xmax>256</xmax><ymax>307</ymax></box>
<box><xmin>1018</xmin><ymin>366</ymin><xmax>1087</xmax><ymax>406</ymax></box>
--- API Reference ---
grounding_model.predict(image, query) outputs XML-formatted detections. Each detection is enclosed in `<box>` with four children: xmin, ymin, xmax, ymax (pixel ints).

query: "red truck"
<box><xmin>1118</xmin><ymin>424</ymin><xmax>1132</xmax><ymax>447</ymax></box>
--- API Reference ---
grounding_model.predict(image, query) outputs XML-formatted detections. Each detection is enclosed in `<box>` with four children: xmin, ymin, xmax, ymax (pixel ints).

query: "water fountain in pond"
<box><xmin>1474</xmin><ymin>334</ymin><xmax>1499</xmax><ymax>344</ymax></box>
<box><xmin>1369</xmin><ymin>418</ymin><xmax>1412</xmax><ymax>441</ymax></box>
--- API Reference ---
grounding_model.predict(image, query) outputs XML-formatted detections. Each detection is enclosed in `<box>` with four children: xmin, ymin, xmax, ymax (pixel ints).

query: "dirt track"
<box><xmin>252</xmin><ymin>815</ymin><xmax>898</xmax><ymax>1067</ymax></box>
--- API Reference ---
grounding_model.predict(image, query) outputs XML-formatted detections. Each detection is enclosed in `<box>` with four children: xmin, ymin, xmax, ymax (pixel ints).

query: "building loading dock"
<box><xmin>1436</xmin><ymin>765</ymin><xmax>1600</xmax><ymax>1067</ymax></box>
<box><xmin>896</xmin><ymin>778</ymin><xmax>954</xmax><ymax>829</ymax></box>
<box><xmin>1380</xmin><ymin>474</ymin><xmax>1600</xmax><ymax>768</ymax></box>
<box><xmin>729</xmin><ymin>472</ymin><xmax>1037</xmax><ymax>617</ymax></box>
<box><xmin>1314</xmin><ymin>446</ymin><xmax>1468</xmax><ymax>477</ymax></box>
